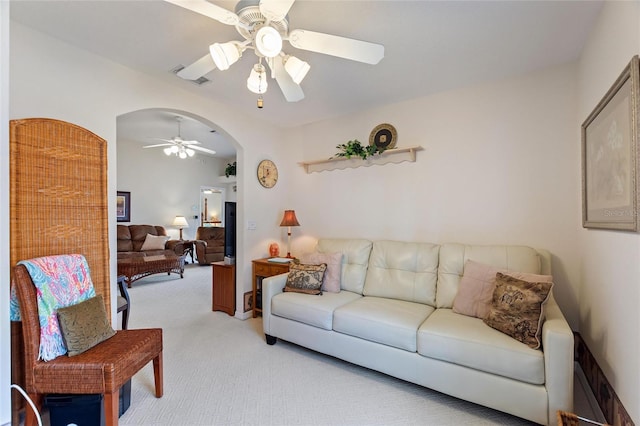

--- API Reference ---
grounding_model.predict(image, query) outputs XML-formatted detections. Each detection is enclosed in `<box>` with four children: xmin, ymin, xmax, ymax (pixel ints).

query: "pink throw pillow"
<box><xmin>300</xmin><ymin>252</ymin><xmax>343</xmax><ymax>293</ymax></box>
<box><xmin>453</xmin><ymin>260</ymin><xmax>552</xmax><ymax>319</ymax></box>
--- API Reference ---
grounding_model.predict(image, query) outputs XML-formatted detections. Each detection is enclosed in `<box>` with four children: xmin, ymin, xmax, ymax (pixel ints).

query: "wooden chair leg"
<box><xmin>104</xmin><ymin>390</ymin><xmax>119</xmax><ymax>426</ymax></box>
<box><xmin>153</xmin><ymin>352</ymin><xmax>164</xmax><ymax>398</ymax></box>
<box><xmin>24</xmin><ymin>393</ymin><xmax>43</xmax><ymax>426</ymax></box>
<box><xmin>121</xmin><ymin>307</ymin><xmax>129</xmax><ymax>330</ymax></box>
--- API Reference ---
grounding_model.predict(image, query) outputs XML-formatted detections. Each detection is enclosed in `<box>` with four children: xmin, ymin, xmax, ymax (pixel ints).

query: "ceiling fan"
<box><xmin>165</xmin><ymin>0</ymin><xmax>384</xmax><ymax>104</ymax></box>
<box><xmin>144</xmin><ymin>116</ymin><xmax>217</xmax><ymax>158</ymax></box>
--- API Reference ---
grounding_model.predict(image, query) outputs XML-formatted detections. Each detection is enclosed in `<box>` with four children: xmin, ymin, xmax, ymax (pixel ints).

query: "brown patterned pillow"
<box><xmin>283</xmin><ymin>263</ymin><xmax>327</xmax><ymax>295</ymax></box>
<box><xmin>483</xmin><ymin>272</ymin><xmax>553</xmax><ymax>349</ymax></box>
<box><xmin>57</xmin><ymin>295</ymin><xmax>116</xmax><ymax>356</ymax></box>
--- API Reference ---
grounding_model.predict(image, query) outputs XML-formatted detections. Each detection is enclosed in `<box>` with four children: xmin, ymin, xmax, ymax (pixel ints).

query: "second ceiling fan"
<box><xmin>165</xmin><ymin>0</ymin><xmax>385</xmax><ymax>103</ymax></box>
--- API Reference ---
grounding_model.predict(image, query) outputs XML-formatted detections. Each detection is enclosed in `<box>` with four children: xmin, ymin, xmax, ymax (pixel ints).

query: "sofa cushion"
<box><xmin>272</xmin><ymin>290</ymin><xmax>362</xmax><ymax>330</ymax></box>
<box><xmin>300</xmin><ymin>252</ymin><xmax>343</xmax><ymax>293</ymax></box>
<box><xmin>283</xmin><ymin>263</ymin><xmax>327</xmax><ymax>295</ymax></box>
<box><xmin>417</xmin><ymin>309</ymin><xmax>545</xmax><ymax>385</ymax></box>
<box><xmin>333</xmin><ymin>297</ymin><xmax>434</xmax><ymax>352</ymax></box>
<box><xmin>316</xmin><ymin>239</ymin><xmax>372</xmax><ymax>294</ymax></box>
<box><xmin>363</xmin><ymin>241</ymin><xmax>439</xmax><ymax>305</ymax></box>
<box><xmin>140</xmin><ymin>234</ymin><xmax>169</xmax><ymax>251</ymax></box>
<box><xmin>129</xmin><ymin>225</ymin><xmax>165</xmax><ymax>251</ymax></box>
<box><xmin>483</xmin><ymin>273</ymin><xmax>553</xmax><ymax>349</ymax></box>
<box><xmin>437</xmin><ymin>243</ymin><xmax>543</xmax><ymax>309</ymax></box>
<box><xmin>453</xmin><ymin>260</ymin><xmax>554</xmax><ymax>319</ymax></box>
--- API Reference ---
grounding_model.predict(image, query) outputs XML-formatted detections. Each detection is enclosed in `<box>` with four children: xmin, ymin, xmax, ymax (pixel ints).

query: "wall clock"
<box><xmin>257</xmin><ymin>159</ymin><xmax>278</xmax><ymax>188</ymax></box>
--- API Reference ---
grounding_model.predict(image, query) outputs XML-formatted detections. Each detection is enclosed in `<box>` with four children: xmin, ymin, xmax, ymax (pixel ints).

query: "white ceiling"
<box><xmin>10</xmin><ymin>0</ymin><xmax>603</xmax><ymax>158</ymax></box>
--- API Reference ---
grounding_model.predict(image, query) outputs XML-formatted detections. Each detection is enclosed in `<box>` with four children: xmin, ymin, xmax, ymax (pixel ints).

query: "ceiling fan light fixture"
<box><xmin>164</xmin><ymin>147</ymin><xmax>173</xmax><ymax>156</ymax></box>
<box><xmin>209</xmin><ymin>42</ymin><xmax>241</xmax><ymax>70</ymax></box>
<box><xmin>179</xmin><ymin>150</ymin><xmax>187</xmax><ymax>159</ymax></box>
<box><xmin>284</xmin><ymin>55</ymin><xmax>310</xmax><ymax>84</ymax></box>
<box><xmin>186</xmin><ymin>148</ymin><xmax>195</xmax><ymax>157</ymax></box>
<box><xmin>254</xmin><ymin>26</ymin><xmax>282</xmax><ymax>58</ymax></box>
<box><xmin>247</xmin><ymin>63</ymin><xmax>268</xmax><ymax>94</ymax></box>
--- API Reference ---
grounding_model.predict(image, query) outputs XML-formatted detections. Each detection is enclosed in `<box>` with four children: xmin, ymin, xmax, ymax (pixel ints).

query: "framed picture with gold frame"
<box><xmin>582</xmin><ymin>55</ymin><xmax>640</xmax><ymax>231</ymax></box>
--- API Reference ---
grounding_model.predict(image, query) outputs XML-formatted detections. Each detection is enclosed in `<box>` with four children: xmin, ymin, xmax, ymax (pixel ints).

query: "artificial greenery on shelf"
<box><xmin>332</xmin><ymin>139</ymin><xmax>386</xmax><ymax>160</ymax></box>
<box><xmin>225</xmin><ymin>161</ymin><xmax>237</xmax><ymax>177</ymax></box>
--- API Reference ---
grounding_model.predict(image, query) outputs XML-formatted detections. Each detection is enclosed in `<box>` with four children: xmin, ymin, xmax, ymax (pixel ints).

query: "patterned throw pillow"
<box><xmin>483</xmin><ymin>273</ymin><xmax>553</xmax><ymax>349</ymax></box>
<box><xmin>283</xmin><ymin>263</ymin><xmax>327</xmax><ymax>295</ymax></box>
<box><xmin>453</xmin><ymin>260</ymin><xmax>553</xmax><ymax>319</ymax></box>
<box><xmin>57</xmin><ymin>295</ymin><xmax>116</xmax><ymax>356</ymax></box>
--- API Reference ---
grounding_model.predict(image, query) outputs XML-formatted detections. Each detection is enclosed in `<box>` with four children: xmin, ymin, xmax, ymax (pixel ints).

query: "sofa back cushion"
<box><xmin>363</xmin><ymin>241</ymin><xmax>440</xmax><ymax>305</ymax></box>
<box><xmin>117</xmin><ymin>225</ymin><xmax>133</xmax><ymax>252</ymax></box>
<box><xmin>437</xmin><ymin>243</ymin><xmax>544</xmax><ymax>308</ymax></box>
<box><xmin>195</xmin><ymin>226</ymin><xmax>225</xmax><ymax>244</ymax></box>
<box><xmin>316</xmin><ymin>239</ymin><xmax>372</xmax><ymax>294</ymax></box>
<box><xmin>129</xmin><ymin>225</ymin><xmax>166</xmax><ymax>251</ymax></box>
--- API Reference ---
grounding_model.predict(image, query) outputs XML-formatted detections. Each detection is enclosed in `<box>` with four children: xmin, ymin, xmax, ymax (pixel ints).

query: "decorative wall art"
<box><xmin>116</xmin><ymin>191</ymin><xmax>131</xmax><ymax>222</ymax></box>
<box><xmin>369</xmin><ymin>123</ymin><xmax>397</xmax><ymax>150</ymax></box>
<box><xmin>582</xmin><ymin>55</ymin><xmax>639</xmax><ymax>231</ymax></box>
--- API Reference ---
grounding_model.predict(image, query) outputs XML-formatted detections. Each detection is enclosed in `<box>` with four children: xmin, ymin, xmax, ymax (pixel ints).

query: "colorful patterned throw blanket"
<box><xmin>10</xmin><ymin>254</ymin><xmax>96</xmax><ymax>361</ymax></box>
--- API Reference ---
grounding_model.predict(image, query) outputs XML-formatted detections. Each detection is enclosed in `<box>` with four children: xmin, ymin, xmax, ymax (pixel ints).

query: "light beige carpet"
<box><xmin>119</xmin><ymin>264</ymin><xmax>533</xmax><ymax>426</ymax></box>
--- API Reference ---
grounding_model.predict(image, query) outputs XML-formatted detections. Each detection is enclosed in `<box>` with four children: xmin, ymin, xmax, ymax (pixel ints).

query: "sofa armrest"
<box><xmin>194</xmin><ymin>240</ymin><xmax>207</xmax><ymax>264</ymax></box>
<box><xmin>542</xmin><ymin>295</ymin><xmax>574</xmax><ymax>425</ymax></box>
<box><xmin>166</xmin><ymin>240</ymin><xmax>185</xmax><ymax>255</ymax></box>
<box><xmin>262</xmin><ymin>272</ymin><xmax>288</xmax><ymax>335</ymax></box>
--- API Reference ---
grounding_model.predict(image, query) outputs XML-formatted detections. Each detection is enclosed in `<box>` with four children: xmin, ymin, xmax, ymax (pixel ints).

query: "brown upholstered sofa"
<box><xmin>117</xmin><ymin>224</ymin><xmax>185</xmax><ymax>259</ymax></box>
<box><xmin>194</xmin><ymin>227</ymin><xmax>225</xmax><ymax>265</ymax></box>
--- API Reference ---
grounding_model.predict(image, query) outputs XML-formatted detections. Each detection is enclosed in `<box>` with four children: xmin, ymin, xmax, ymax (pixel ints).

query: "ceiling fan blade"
<box><xmin>164</xmin><ymin>0</ymin><xmax>239</xmax><ymax>26</ymax></box>
<box><xmin>190</xmin><ymin>145</ymin><xmax>217</xmax><ymax>155</ymax></box>
<box><xmin>181</xmin><ymin>140</ymin><xmax>201</xmax><ymax>145</ymax></box>
<box><xmin>288</xmin><ymin>29</ymin><xmax>384</xmax><ymax>65</ymax></box>
<box><xmin>143</xmin><ymin>143</ymin><xmax>173</xmax><ymax>149</ymax></box>
<box><xmin>259</xmin><ymin>0</ymin><xmax>295</xmax><ymax>22</ymax></box>
<box><xmin>272</xmin><ymin>57</ymin><xmax>304</xmax><ymax>102</ymax></box>
<box><xmin>177</xmin><ymin>54</ymin><xmax>216</xmax><ymax>80</ymax></box>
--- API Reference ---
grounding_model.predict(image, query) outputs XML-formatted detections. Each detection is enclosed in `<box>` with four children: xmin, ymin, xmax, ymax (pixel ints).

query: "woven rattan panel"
<box><xmin>10</xmin><ymin>118</ymin><xmax>110</xmax><ymax>306</ymax></box>
<box><xmin>10</xmin><ymin>118</ymin><xmax>111</xmax><ymax>421</ymax></box>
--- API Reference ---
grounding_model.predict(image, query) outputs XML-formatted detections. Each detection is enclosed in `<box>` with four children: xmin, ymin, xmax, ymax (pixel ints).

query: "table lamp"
<box><xmin>172</xmin><ymin>215</ymin><xmax>189</xmax><ymax>240</ymax></box>
<box><xmin>279</xmin><ymin>210</ymin><xmax>300</xmax><ymax>258</ymax></box>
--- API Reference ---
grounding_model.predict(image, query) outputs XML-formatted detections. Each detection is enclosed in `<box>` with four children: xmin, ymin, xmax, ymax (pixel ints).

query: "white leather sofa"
<box><xmin>262</xmin><ymin>239</ymin><xmax>574</xmax><ymax>425</ymax></box>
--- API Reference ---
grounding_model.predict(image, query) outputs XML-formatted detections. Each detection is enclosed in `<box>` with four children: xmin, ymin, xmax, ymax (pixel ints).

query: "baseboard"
<box><xmin>574</xmin><ymin>332</ymin><xmax>635</xmax><ymax>426</ymax></box>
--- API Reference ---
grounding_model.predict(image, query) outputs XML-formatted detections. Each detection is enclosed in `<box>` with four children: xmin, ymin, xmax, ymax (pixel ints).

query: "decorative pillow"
<box><xmin>300</xmin><ymin>252</ymin><xmax>343</xmax><ymax>293</ymax></box>
<box><xmin>57</xmin><ymin>295</ymin><xmax>116</xmax><ymax>356</ymax></box>
<box><xmin>140</xmin><ymin>234</ymin><xmax>169</xmax><ymax>251</ymax></box>
<box><xmin>453</xmin><ymin>260</ymin><xmax>552</xmax><ymax>319</ymax></box>
<box><xmin>483</xmin><ymin>273</ymin><xmax>553</xmax><ymax>349</ymax></box>
<box><xmin>283</xmin><ymin>263</ymin><xmax>327</xmax><ymax>295</ymax></box>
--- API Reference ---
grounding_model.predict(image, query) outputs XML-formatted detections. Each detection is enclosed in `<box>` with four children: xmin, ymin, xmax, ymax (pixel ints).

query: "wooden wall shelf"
<box><xmin>299</xmin><ymin>146</ymin><xmax>423</xmax><ymax>174</ymax></box>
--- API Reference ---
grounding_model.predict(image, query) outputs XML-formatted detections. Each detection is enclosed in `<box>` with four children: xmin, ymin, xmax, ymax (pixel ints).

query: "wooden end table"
<box><xmin>252</xmin><ymin>258</ymin><xmax>291</xmax><ymax>318</ymax></box>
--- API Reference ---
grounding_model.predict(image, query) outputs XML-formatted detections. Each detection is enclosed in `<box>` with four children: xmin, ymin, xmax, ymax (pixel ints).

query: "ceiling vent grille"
<box><xmin>171</xmin><ymin>65</ymin><xmax>210</xmax><ymax>86</ymax></box>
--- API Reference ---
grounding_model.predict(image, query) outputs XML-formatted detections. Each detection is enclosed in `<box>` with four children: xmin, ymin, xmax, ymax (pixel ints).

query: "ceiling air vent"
<box><xmin>171</xmin><ymin>65</ymin><xmax>210</xmax><ymax>86</ymax></box>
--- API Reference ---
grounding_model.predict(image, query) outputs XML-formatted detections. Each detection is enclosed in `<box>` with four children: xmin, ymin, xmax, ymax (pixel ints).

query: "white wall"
<box><xmin>577</xmin><ymin>1</ymin><xmax>640</xmax><ymax>422</ymax></box>
<box><xmin>8</xmin><ymin>20</ymin><xmax>288</xmax><ymax>336</ymax></box>
<box><xmin>117</xmin><ymin>136</ymin><xmax>228</xmax><ymax>241</ymax></box>
<box><xmin>285</xmin><ymin>63</ymin><xmax>582</xmax><ymax>327</ymax></box>
<box><xmin>0</xmin><ymin>3</ymin><xmax>10</xmax><ymax>424</ymax></box>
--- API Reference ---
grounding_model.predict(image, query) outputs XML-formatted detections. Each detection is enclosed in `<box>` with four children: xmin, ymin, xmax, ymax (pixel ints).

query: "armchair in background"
<box><xmin>194</xmin><ymin>227</ymin><xmax>225</xmax><ymax>265</ymax></box>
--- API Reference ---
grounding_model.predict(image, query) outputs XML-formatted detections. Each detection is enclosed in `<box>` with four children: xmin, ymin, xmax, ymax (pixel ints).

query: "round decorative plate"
<box><xmin>369</xmin><ymin>123</ymin><xmax>397</xmax><ymax>150</ymax></box>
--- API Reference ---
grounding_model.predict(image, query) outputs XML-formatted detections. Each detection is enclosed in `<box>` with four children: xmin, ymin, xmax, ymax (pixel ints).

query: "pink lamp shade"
<box><xmin>279</xmin><ymin>210</ymin><xmax>300</xmax><ymax>258</ymax></box>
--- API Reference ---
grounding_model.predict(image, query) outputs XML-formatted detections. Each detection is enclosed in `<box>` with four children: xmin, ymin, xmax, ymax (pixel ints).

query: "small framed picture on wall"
<box><xmin>116</xmin><ymin>191</ymin><xmax>131</xmax><ymax>222</ymax></box>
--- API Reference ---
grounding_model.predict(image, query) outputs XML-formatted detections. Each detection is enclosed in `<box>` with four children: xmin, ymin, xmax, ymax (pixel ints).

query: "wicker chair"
<box><xmin>13</xmin><ymin>264</ymin><xmax>164</xmax><ymax>426</ymax></box>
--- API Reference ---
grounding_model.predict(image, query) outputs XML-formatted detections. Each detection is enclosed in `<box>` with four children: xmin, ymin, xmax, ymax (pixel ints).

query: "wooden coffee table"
<box><xmin>118</xmin><ymin>254</ymin><xmax>185</xmax><ymax>287</ymax></box>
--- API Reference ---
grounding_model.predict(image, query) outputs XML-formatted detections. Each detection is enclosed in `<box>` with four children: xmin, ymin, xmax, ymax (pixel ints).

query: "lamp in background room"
<box><xmin>279</xmin><ymin>210</ymin><xmax>300</xmax><ymax>258</ymax></box>
<box><xmin>172</xmin><ymin>215</ymin><xmax>189</xmax><ymax>240</ymax></box>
